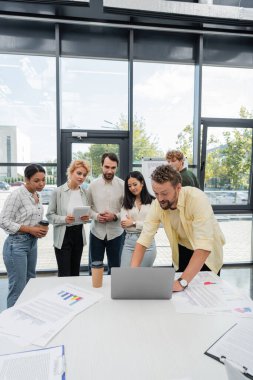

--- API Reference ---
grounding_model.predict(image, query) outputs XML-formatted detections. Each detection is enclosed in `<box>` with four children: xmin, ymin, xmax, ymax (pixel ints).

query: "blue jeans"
<box><xmin>121</xmin><ymin>232</ymin><xmax>156</xmax><ymax>267</ymax></box>
<box><xmin>3</xmin><ymin>233</ymin><xmax>38</xmax><ymax>308</ymax></box>
<box><xmin>89</xmin><ymin>232</ymin><xmax>124</xmax><ymax>274</ymax></box>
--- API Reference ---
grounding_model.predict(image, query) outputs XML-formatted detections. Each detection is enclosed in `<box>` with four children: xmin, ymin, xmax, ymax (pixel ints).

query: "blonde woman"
<box><xmin>47</xmin><ymin>160</ymin><xmax>90</xmax><ymax>276</ymax></box>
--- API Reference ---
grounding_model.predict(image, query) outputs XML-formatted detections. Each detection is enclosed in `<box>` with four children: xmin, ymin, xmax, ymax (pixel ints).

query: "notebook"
<box><xmin>111</xmin><ymin>267</ymin><xmax>175</xmax><ymax>300</ymax></box>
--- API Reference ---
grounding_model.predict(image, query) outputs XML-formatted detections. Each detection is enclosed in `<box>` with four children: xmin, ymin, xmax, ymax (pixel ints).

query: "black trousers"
<box><xmin>89</xmin><ymin>232</ymin><xmax>124</xmax><ymax>274</ymax></box>
<box><xmin>55</xmin><ymin>225</ymin><xmax>83</xmax><ymax>277</ymax></box>
<box><xmin>177</xmin><ymin>244</ymin><xmax>220</xmax><ymax>276</ymax></box>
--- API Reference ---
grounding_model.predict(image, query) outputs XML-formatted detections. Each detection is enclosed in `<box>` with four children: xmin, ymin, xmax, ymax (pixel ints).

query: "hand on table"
<box><xmin>173</xmin><ymin>280</ymin><xmax>184</xmax><ymax>292</ymax></box>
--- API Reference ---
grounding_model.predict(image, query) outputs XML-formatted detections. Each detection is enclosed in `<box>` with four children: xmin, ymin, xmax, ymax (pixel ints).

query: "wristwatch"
<box><xmin>177</xmin><ymin>277</ymin><xmax>188</xmax><ymax>290</ymax></box>
<box><xmin>113</xmin><ymin>214</ymin><xmax>118</xmax><ymax>221</ymax></box>
<box><xmin>132</xmin><ymin>221</ymin><xmax>136</xmax><ymax>227</ymax></box>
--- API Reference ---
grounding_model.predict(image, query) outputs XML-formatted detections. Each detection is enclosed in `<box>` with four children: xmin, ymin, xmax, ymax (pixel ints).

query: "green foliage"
<box><xmin>75</xmin><ymin>144</ymin><xmax>119</xmax><ymax>178</ymax></box>
<box><xmin>175</xmin><ymin>106</ymin><xmax>253</xmax><ymax>190</ymax></box>
<box><xmin>118</xmin><ymin>114</ymin><xmax>163</xmax><ymax>162</ymax></box>
<box><xmin>46</xmin><ymin>176</ymin><xmax>56</xmax><ymax>185</ymax></box>
<box><xmin>239</xmin><ymin>106</ymin><xmax>253</xmax><ymax>119</ymax></box>
<box><xmin>205</xmin><ymin>107</ymin><xmax>252</xmax><ymax>189</ymax></box>
<box><xmin>73</xmin><ymin>114</ymin><xmax>163</xmax><ymax>177</ymax></box>
<box><xmin>220</xmin><ymin>128</ymin><xmax>251</xmax><ymax>189</ymax></box>
<box><xmin>176</xmin><ymin>124</ymin><xmax>193</xmax><ymax>163</ymax></box>
<box><xmin>44</xmin><ymin>159</ymin><xmax>57</xmax><ymax>177</ymax></box>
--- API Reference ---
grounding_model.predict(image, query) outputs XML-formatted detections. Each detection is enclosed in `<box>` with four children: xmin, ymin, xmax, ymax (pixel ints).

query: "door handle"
<box><xmin>200</xmin><ymin>161</ymin><xmax>205</xmax><ymax>171</ymax></box>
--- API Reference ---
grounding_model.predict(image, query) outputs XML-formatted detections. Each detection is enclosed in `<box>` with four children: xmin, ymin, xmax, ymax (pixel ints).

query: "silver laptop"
<box><xmin>111</xmin><ymin>267</ymin><xmax>175</xmax><ymax>300</ymax></box>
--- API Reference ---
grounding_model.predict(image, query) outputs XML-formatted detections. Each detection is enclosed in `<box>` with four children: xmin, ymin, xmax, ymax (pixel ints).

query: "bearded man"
<box><xmin>131</xmin><ymin>165</ymin><xmax>225</xmax><ymax>291</ymax></box>
<box><xmin>88</xmin><ymin>153</ymin><xmax>124</xmax><ymax>274</ymax></box>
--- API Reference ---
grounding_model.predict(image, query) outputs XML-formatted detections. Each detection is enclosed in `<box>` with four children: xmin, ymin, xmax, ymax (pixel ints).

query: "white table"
<box><xmin>1</xmin><ymin>276</ymin><xmax>237</xmax><ymax>380</ymax></box>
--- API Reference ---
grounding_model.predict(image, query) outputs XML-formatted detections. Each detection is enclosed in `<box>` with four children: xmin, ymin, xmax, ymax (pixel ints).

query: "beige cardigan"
<box><xmin>137</xmin><ymin>187</ymin><xmax>225</xmax><ymax>273</ymax></box>
<box><xmin>46</xmin><ymin>182</ymin><xmax>88</xmax><ymax>249</ymax></box>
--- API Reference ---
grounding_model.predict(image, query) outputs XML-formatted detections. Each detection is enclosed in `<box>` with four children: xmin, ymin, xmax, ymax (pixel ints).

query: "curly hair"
<box><xmin>66</xmin><ymin>160</ymin><xmax>90</xmax><ymax>180</ymax></box>
<box><xmin>151</xmin><ymin>165</ymin><xmax>182</xmax><ymax>187</ymax></box>
<box><xmin>165</xmin><ymin>149</ymin><xmax>184</xmax><ymax>162</ymax></box>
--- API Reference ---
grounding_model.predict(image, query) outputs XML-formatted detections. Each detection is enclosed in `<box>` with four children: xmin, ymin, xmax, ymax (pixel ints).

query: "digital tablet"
<box><xmin>73</xmin><ymin>206</ymin><xmax>90</xmax><ymax>222</ymax></box>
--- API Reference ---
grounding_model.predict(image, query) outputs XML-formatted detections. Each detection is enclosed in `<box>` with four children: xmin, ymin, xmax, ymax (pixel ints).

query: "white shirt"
<box><xmin>120</xmin><ymin>203</ymin><xmax>153</xmax><ymax>233</ymax></box>
<box><xmin>67</xmin><ymin>189</ymin><xmax>83</xmax><ymax>215</ymax></box>
<box><xmin>67</xmin><ymin>189</ymin><xmax>84</xmax><ymax>226</ymax></box>
<box><xmin>0</xmin><ymin>185</ymin><xmax>44</xmax><ymax>234</ymax></box>
<box><xmin>87</xmin><ymin>176</ymin><xmax>124</xmax><ymax>240</ymax></box>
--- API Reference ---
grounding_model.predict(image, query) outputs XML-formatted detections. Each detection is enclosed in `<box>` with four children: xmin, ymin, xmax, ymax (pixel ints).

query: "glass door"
<box><xmin>60</xmin><ymin>130</ymin><xmax>129</xmax><ymax>186</ymax></box>
<box><xmin>60</xmin><ymin>130</ymin><xmax>129</xmax><ymax>269</ymax></box>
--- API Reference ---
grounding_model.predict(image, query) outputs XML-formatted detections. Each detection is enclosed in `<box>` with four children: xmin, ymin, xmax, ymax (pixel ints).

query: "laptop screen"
<box><xmin>111</xmin><ymin>267</ymin><xmax>175</xmax><ymax>300</ymax></box>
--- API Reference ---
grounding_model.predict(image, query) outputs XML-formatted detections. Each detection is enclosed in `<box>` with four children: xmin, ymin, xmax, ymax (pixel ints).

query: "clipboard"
<box><xmin>0</xmin><ymin>345</ymin><xmax>66</xmax><ymax>379</ymax></box>
<box><xmin>204</xmin><ymin>323</ymin><xmax>253</xmax><ymax>379</ymax></box>
<box><xmin>224</xmin><ymin>357</ymin><xmax>249</xmax><ymax>380</ymax></box>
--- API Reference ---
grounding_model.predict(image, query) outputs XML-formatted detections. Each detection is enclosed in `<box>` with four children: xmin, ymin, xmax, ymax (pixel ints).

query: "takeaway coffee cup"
<box><xmin>38</xmin><ymin>220</ymin><xmax>49</xmax><ymax>230</ymax></box>
<box><xmin>91</xmin><ymin>261</ymin><xmax>104</xmax><ymax>288</ymax></box>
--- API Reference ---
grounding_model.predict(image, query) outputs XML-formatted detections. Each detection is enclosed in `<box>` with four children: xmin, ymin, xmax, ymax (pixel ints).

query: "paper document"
<box><xmin>0</xmin><ymin>283</ymin><xmax>102</xmax><ymax>347</ymax></box>
<box><xmin>205</xmin><ymin>320</ymin><xmax>253</xmax><ymax>379</ymax></box>
<box><xmin>172</xmin><ymin>272</ymin><xmax>253</xmax><ymax>317</ymax></box>
<box><xmin>0</xmin><ymin>345</ymin><xmax>65</xmax><ymax>380</ymax></box>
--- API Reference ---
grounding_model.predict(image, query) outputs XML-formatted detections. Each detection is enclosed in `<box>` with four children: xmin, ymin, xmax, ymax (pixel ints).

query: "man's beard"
<box><xmin>103</xmin><ymin>173</ymin><xmax>114</xmax><ymax>181</ymax></box>
<box><xmin>159</xmin><ymin>200</ymin><xmax>176</xmax><ymax>210</ymax></box>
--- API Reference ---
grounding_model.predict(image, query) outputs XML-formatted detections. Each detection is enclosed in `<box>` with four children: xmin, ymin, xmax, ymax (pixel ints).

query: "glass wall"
<box><xmin>0</xmin><ymin>24</ymin><xmax>252</xmax><ymax>272</ymax></box>
<box><xmin>0</xmin><ymin>54</ymin><xmax>56</xmax><ymax>165</ymax></box>
<box><xmin>204</xmin><ymin>126</ymin><xmax>252</xmax><ymax>206</ymax></box>
<box><xmin>133</xmin><ymin>62</ymin><xmax>195</xmax><ymax>164</ymax></box>
<box><xmin>0</xmin><ymin>54</ymin><xmax>57</xmax><ymax>272</ymax></box>
<box><xmin>61</xmin><ymin>58</ymin><xmax>128</xmax><ymax>130</ymax></box>
<box><xmin>153</xmin><ymin>214</ymin><xmax>253</xmax><ymax>266</ymax></box>
<box><xmin>218</xmin><ymin>214</ymin><xmax>253</xmax><ymax>264</ymax></box>
<box><xmin>202</xmin><ymin>66</ymin><xmax>253</xmax><ymax>118</ymax></box>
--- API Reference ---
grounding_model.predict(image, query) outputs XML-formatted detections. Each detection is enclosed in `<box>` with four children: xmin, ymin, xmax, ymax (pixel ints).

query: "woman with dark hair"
<box><xmin>120</xmin><ymin>171</ymin><xmax>156</xmax><ymax>267</ymax></box>
<box><xmin>0</xmin><ymin>164</ymin><xmax>48</xmax><ymax>307</ymax></box>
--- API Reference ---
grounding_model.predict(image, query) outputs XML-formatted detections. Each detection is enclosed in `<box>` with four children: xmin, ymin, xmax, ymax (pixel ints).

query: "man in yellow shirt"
<box><xmin>131</xmin><ymin>165</ymin><xmax>225</xmax><ymax>292</ymax></box>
